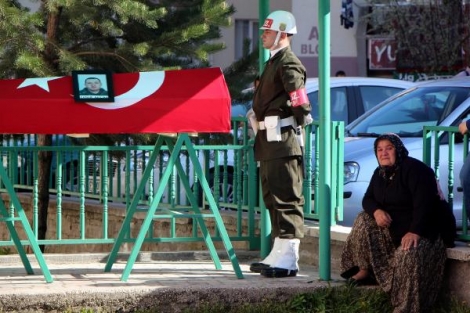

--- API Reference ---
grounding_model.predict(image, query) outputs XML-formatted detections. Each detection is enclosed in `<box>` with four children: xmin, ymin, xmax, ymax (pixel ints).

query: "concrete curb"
<box><xmin>0</xmin><ymin>285</ymin><xmax>331</xmax><ymax>313</ymax></box>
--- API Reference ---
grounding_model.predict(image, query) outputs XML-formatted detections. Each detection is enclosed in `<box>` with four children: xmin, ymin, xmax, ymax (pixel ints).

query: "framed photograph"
<box><xmin>72</xmin><ymin>70</ymin><xmax>114</xmax><ymax>102</ymax></box>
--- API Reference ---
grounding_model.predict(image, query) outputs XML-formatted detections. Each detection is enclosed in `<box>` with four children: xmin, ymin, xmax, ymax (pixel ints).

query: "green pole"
<box><xmin>318</xmin><ymin>0</ymin><xmax>332</xmax><ymax>280</ymax></box>
<box><xmin>259</xmin><ymin>0</ymin><xmax>270</xmax><ymax>258</ymax></box>
<box><xmin>259</xmin><ymin>1</ymin><xmax>270</xmax><ymax>72</ymax></box>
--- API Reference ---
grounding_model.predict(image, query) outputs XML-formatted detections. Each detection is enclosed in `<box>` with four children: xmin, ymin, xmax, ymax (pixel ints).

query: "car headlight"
<box><xmin>344</xmin><ymin>162</ymin><xmax>359</xmax><ymax>184</ymax></box>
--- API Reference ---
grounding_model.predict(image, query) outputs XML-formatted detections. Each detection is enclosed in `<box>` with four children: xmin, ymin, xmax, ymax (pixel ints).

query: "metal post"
<box><xmin>258</xmin><ymin>0</ymin><xmax>271</xmax><ymax>259</ymax></box>
<box><xmin>259</xmin><ymin>0</ymin><xmax>270</xmax><ymax>72</ymax></box>
<box><xmin>318</xmin><ymin>0</ymin><xmax>332</xmax><ymax>280</ymax></box>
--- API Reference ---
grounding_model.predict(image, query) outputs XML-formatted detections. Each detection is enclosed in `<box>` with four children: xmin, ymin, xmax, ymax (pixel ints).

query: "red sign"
<box><xmin>0</xmin><ymin>68</ymin><xmax>231</xmax><ymax>134</ymax></box>
<box><xmin>368</xmin><ymin>38</ymin><xmax>397</xmax><ymax>70</ymax></box>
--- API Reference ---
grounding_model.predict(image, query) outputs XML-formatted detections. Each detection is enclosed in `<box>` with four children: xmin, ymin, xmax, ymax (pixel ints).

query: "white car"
<box><xmin>341</xmin><ymin>77</ymin><xmax>470</xmax><ymax>227</ymax></box>
<box><xmin>305</xmin><ymin>77</ymin><xmax>415</xmax><ymax>124</ymax></box>
<box><xmin>234</xmin><ymin>77</ymin><xmax>415</xmax><ymax>125</ymax></box>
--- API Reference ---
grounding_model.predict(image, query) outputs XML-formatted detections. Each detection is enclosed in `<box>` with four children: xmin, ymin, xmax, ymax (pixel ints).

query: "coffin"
<box><xmin>0</xmin><ymin>68</ymin><xmax>231</xmax><ymax>134</ymax></box>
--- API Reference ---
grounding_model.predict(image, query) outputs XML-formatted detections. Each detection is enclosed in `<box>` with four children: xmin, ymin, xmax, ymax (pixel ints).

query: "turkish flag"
<box><xmin>0</xmin><ymin>68</ymin><xmax>231</xmax><ymax>134</ymax></box>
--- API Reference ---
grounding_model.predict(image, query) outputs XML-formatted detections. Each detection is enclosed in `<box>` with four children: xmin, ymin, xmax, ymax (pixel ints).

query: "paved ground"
<box><xmin>0</xmin><ymin>251</ymin><xmax>344</xmax><ymax>313</ymax></box>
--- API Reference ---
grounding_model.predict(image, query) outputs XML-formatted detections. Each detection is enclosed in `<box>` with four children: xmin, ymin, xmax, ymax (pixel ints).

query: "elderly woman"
<box><xmin>340</xmin><ymin>133</ymin><xmax>448</xmax><ymax>313</ymax></box>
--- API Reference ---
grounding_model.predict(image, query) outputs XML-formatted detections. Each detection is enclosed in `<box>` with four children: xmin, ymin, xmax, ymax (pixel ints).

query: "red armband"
<box><xmin>289</xmin><ymin>88</ymin><xmax>308</xmax><ymax>107</ymax></box>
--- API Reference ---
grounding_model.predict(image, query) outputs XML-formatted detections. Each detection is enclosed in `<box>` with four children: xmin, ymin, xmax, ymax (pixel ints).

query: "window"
<box><xmin>308</xmin><ymin>87</ymin><xmax>348</xmax><ymax>123</ymax></box>
<box><xmin>359</xmin><ymin>86</ymin><xmax>404</xmax><ymax>111</ymax></box>
<box><xmin>235</xmin><ymin>20</ymin><xmax>259</xmax><ymax>60</ymax></box>
<box><xmin>331</xmin><ymin>88</ymin><xmax>348</xmax><ymax>122</ymax></box>
<box><xmin>350</xmin><ymin>87</ymin><xmax>465</xmax><ymax>136</ymax></box>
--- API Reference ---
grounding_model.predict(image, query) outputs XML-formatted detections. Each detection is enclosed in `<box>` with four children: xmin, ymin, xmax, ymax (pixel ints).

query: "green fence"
<box><xmin>6</xmin><ymin>123</ymin><xmax>468</xmax><ymax>251</ymax></box>
<box><xmin>0</xmin><ymin>118</ymin><xmax>344</xmax><ymax>250</ymax></box>
<box><xmin>423</xmin><ymin>126</ymin><xmax>470</xmax><ymax>241</ymax></box>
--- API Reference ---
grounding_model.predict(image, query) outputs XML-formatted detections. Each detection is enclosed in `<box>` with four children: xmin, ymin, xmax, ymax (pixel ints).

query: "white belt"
<box><xmin>258</xmin><ymin>116</ymin><xmax>296</xmax><ymax>130</ymax></box>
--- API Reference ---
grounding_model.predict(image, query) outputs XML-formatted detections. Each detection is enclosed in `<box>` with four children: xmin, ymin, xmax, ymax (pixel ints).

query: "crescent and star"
<box><xmin>17</xmin><ymin>71</ymin><xmax>165</xmax><ymax>110</ymax></box>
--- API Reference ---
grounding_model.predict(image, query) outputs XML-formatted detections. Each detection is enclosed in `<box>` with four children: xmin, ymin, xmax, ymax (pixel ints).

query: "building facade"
<box><xmin>210</xmin><ymin>0</ymin><xmax>371</xmax><ymax>78</ymax></box>
<box><xmin>212</xmin><ymin>1</ymin><xmax>470</xmax><ymax>80</ymax></box>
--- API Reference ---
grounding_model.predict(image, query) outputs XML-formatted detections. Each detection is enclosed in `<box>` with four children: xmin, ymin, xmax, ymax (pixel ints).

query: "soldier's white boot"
<box><xmin>260</xmin><ymin>238</ymin><xmax>299</xmax><ymax>278</ymax></box>
<box><xmin>249</xmin><ymin>237</ymin><xmax>282</xmax><ymax>273</ymax></box>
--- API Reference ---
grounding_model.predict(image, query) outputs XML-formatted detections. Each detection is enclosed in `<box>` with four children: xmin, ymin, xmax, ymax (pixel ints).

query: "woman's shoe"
<box><xmin>346</xmin><ymin>276</ymin><xmax>377</xmax><ymax>287</ymax></box>
<box><xmin>340</xmin><ymin>266</ymin><xmax>359</xmax><ymax>279</ymax></box>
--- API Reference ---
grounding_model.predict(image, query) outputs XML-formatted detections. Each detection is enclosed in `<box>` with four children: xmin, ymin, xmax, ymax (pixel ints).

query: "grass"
<box><xmin>177</xmin><ymin>285</ymin><xmax>470</xmax><ymax>313</ymax></box>
<box><xmin>0</xmin><ymin>247</ymin><xmax>11</xmax><ymax>255</ymax></box>
<box><xmin>53</xmin><ymin>285</ymin><xmax>470</xmax><ymax>313</ymax></box>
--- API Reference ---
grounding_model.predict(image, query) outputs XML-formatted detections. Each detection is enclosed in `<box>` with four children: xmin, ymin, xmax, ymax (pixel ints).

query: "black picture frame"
<box><xmin>72</xmin><ymin>70</ymin><xmax>114</xmax><ymax>102</ymax></box>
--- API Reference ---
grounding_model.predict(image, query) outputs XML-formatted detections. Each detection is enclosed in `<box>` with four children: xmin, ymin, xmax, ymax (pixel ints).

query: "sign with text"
<box><xmin>292</xmin><ymin>0</ymin><xmax>357</xmax><ymax>58</ymax></box>
<box><xmin>368</xmin><ymin>38</ymin><xmax>396</xmax><ymax>70</ymax></box>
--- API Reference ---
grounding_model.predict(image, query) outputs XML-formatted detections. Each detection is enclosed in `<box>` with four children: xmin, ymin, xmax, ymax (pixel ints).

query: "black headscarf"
<box><xmin>374</xmin><ymin>133</ymin><xmax>409</xmax><ymax>180</ymax></box>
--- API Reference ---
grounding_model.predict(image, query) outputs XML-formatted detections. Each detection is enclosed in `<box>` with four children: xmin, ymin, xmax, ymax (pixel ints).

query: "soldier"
<box><xmin>248</xmin><ymin>10</ymin><xmax>311</xmax><ymax>278</ymax></box>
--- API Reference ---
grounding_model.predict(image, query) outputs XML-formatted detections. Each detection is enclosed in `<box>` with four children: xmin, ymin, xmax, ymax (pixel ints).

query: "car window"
<box><xmin>359</xmin><ymin>86</ymin><xmax>405</xmax><ymax>111</ymax></box>
<box><xmin>349</xmin><ymin>87</ymin><xmax>470</xmax><ymax>137</ymax></box>
<box><xmin>331</xmin><ymin>88</ymin><xmax>348</xmax><ymax>121</ymax></box>
<box><xmin>308</xmin><ymin>87</ymin><xmax>348</xmax><ymax>122</ymax></box>
<box><xmin>308</xmin><ymin>91</ymin><xmax>319</xmax><ymax>121</ymax></box>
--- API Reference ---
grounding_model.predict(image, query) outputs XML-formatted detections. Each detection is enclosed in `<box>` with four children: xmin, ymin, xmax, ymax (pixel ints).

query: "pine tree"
<box><xmin>0</xmin><ymin>0</ymin><xmax>235</xmax><ymax>248</ymax></box>
<box><xmin>0</xmin><ymin>0</ymin><xmax>234</xmax><ymax>76</ymax></box>
<box><xmin>224</xmin><ymin>39</ymin><xmax>259</xmax><ymax>103</ymax></box>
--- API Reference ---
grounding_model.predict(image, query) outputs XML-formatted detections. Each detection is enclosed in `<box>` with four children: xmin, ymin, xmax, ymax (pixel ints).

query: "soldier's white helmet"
<box><xmin>260</xmin><ymin>10</ymin><xmax>297</xmax><ymax>34</ymax></box>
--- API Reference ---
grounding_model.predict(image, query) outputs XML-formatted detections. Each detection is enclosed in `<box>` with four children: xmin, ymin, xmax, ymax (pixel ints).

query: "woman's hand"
<box><xmin>373</xmin><ymin>209</ymin><xmax>392</xmax><ymax>228</ymax></box>
<box><xmin>401</xmin><ymin>232</ymin><xmax>420</xmax><ymax>251</ymax></box>
<box><xmin>458</xmin><ymin>120</ymin><xmax>468</xmax><ymax>135</ymax></box>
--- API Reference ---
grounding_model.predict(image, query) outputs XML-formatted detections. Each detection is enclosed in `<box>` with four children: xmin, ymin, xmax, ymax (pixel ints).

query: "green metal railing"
<box><xmin>0</xmin><ymin>118</ymin><xmax>345</xmax><ymax>248</ymax></box>
<box><xmin>305</xmin><ymin>121</ymin><xmax>344</xmax><ymax>224</ymax></box>
<box><xmin>2</xmin><ymin>124</ymin><xmax>466</xmax><ymax>276</ymax></box>
<box><xmin>423</xmin><ymin>126</ymin><xmax>470</xmax><ymax>241</ymax></box>
<box><xmin>0</xmin><ymin>122</ymin><xmax>470</xmax><ymax>282</ymax></box>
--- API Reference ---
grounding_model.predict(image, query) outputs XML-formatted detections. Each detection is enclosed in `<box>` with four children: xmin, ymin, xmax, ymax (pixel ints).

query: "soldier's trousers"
<box><xmin>259</xmin><ymin>156</ymin><xmax>304</xmax><ymax>239</ymax></box>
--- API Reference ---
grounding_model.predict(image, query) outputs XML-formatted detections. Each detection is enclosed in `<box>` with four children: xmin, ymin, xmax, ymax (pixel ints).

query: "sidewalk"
<box><xmin>0</xmin><ymin>251</ymin><xmax>344</xmax><ymax>313</ymax></box>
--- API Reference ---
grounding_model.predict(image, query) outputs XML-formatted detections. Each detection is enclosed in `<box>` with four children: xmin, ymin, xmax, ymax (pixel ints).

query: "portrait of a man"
<box><xmin>72</xmin><ymin>70</ymin><xmax>114</xmax><ymax>102</ymax></box>
<box><xmin>79</xmin><ymin>77</ymin><xmax>108</xmax><ymax>96</ymax></box>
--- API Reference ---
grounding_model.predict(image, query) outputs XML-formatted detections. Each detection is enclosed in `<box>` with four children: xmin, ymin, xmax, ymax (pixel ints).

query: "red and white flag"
<box><xmin>0</xmin><ymin>68</ymin><xmax>231</xmax><ymax>134</ymax></box>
